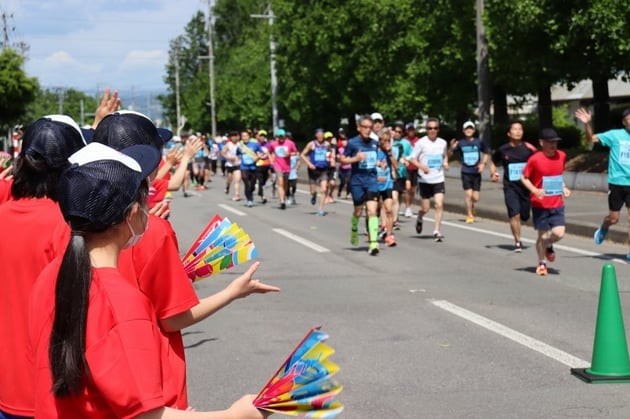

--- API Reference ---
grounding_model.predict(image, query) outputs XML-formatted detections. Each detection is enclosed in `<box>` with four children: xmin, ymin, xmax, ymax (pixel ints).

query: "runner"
<box><xmin>339</xmin><ymin>115</ymin><xmax>381</xmax><ymax>255</ymax></box>
<box><xmin>255</xmin><ymin>130</ymin><xmax>272</xmax><ymax>204</ymax></box>
<box><xmin>324</xmin><ymin>131</ymin><xmax>337</xmax><ymax>204</ymax></box>
<box><xmin>221</xmin><ymin>131</ymin><xmax>241</xmax><ymax>201</ymax></box>
<box><xmin>448</xmin><ymin>121</ymin><xmax>489</xmax><ymax>223</ymax></box>
<box><xmin>376</xmin><ymin>127</ymin><xmax>398</xmax><ymax>246</ymax></box>
<box><xmin>409</xmin><ymin>117</ymin><xmax>448</xmax><ymax>242</ymax></box>
<box><xmin>301</xmin><ymin>128</ymin><xmax>331</xmax><ymax>215</ymax></box>
<box><xmin>288</xmin><ymin>152</ymin><xmax>300</xmax><ymax>205</ymax></box>
<box><xmin>521</xmin><ymin>128</ymin><xmax>571</xmax><ymax>276</ymax></box>
<box><xmin>489</xmin><ymin>121</ymin><xmax>537</xmax><ymax>252</ymax></box>
<box><xmin>391</xmin><ymin>121</ymin><xmax>412</xmax><ymax>230</ymax></box>
<box><xmin>575</xmin><ymin>108</ymin><xmax>630</xmax><ymax>257</ymax></box>
<box><xmin>268</xmin><ymin>128</ymin><xmax>298</xmax><ymax>209</ymax></box>
<box><xmin>237</xmin><ymin>130</ymin><xmax>263</xmax><ymax>207</ymax></box>
<box><xmin>335</xmin><ymin>129</ymin><xmax>352</xmax><ymax>200</ymax></box>
<box><xmin>403</xmin><ymin>122</ymin><xmax>420</xmax><ymax>217</ymax></box>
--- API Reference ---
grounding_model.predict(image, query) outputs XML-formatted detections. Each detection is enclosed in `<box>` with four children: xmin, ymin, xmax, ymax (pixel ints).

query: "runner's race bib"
<box><xmin>543</xmin><ymin>175</ymin><xmax>563</xmax><ymax>196</ymax></box>
<box><xmin>359</xmin><ymin>151</ymin><xmax>377</xmax><ymax>170</ymax></box>
<box><xmin>427</xmin><ymin>154</ymin><xmax>443</xmax><ymax>170</ymax></box>
<box><xmin>508</xmin><ymin>162</ymin><xmax>526</xmax><ymax>181</ymax></box>
<box><xmin>462</xmin><ymin>148</ymin><xmax>479</xmax><ymax>166</ymax></box>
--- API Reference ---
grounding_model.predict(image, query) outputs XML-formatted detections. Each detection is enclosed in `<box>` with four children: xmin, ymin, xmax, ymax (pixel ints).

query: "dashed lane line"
<box><xmin>430</xmin><ymin>299</ymin><xmax>589</xmax><ymax>369</ymax></box>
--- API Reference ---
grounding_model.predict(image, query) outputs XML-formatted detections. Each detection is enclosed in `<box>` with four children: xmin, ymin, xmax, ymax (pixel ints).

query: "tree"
<box><xmin>485</xmin><ymin>0</ymin><xmax>569</xmax><ymax>130</ymax></box>
<box><xmin>0</xmin><ymin>49</ymin><xmax>38</xmax><ymax>128</ymax></box>
<box><xmin>24</xmin><ymin>88</ymin><xmax>98</xmax><ymax>126</ymax></box>
<box><xmin>561</xmin><ymin>0</ymin><xmax>630</xmax><ymax>131</ymax></box>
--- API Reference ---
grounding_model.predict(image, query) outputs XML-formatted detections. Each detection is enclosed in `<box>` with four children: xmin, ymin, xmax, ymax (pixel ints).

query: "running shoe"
<box><xmin>536</xmin><ymin>262</ymin><xmax>548</xmax><ymax>276</ymax></box>
<box><xmin>415</xmin><ymin>217</ymin><xmax>423</xmax><ymax>234</ymax></box>
<box><xmin>465</xmin><ymin>216</ymin><xmax>474</xmax><ymax>224</ymax></box>
<box><xmin>385</xmin><ymin>235</ymin><xmax>397</xmax><ymax>247</ymax></box>
<box><xmin>368</xmin><ymin>243</ymin><xmax>380</xmax><ymax>256</ymax></box>
<box><xmin>514</xmin><ymin>241</ymin><xmax>523</xmax><ymax>253</ymax></box>
<box><xmin>433</xmin><ymin>232</ymin><xmax>444</xmax><ymax>242</ymax></box>
<box><xmin>311</xmin><ymin>193</ymin><xmax>317</xmax><ymax>205</ymax></box>
<box><xmin>404</xmin><ymin>207</ymin><xmax>413</xmax><ymax>218</ymax></box>
<box><xmin>627</xmin><ymin>253</ymin><xmax>630</xmax><ymax>261</ymax></box>
<box><xmin>232</xmin><ymin>195</ymin><xmax>241</xmax><ymax>201</ymax></box>
<box><xmin>545</xmin><ymin>243</ymin><xmax>555</xmax><ymax>262</ymax></box>
<box><xmin>393</xmin><ymin>220</ymin><xmax>401</xmax><ymax>230</ymax></box>
<box><xmin>224</xmin><ymin>187</ymin><xmax>229</xmax><ymax>194</ymax></box>
<box><xmin>378</xmin><ymin>226</ymin><xmax>387</xmax><ymax>241</ymax></box>
<box><xmin>317</xmin><ymin>209</ymin><xmax>327</xmax><ymax>216</ymax></box>
<box><xmin>262</xmin><ymin>198</ymin><xmax>267</xmax><ymax>204</ymax></box>
<box><xmin>350</xmin><ymin>228</ymin><xmax>359</xmax><ymax>246</ymax></box>
<box><xmin>247</xmin><ymin>200</ymin><xmax>253</xmax><ymax>208</ymax></box>
<box><xmin>594</xmin><ymin>225</ymin><xmax>608</xmax><ymax>245</ymax></box>
<box><xmin>280</xmin><ymin>201</ymin><xmax>286</xmax><ymax>210</ymax></box>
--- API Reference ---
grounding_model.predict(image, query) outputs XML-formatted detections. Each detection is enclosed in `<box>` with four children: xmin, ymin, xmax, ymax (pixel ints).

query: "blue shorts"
<box><xmin>350</xmin><ymin>177</ymin><xmax>379</xmax><ymax>206</ymax></box>
<box><xmin>532</xmin><ymin>206</ymin><xmax>565</xmax><ymax>231</ymax></box>
<box><xmin>503</xmin><ymin>184</ymin><xmax>530</xmax><ymax>221</ymax></box>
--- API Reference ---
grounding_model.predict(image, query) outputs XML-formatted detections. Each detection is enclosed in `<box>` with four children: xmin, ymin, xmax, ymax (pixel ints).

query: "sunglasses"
<box><xmin>426</xmin><ymin>126</ymin><xmax>439</xmax><ymax>130</ymax></box>
<box><xmin>394</xmin><ymin>129</ymin><xmax>403</xmax><ymax>133</ymax></box>
<box><xmin>359</xmin><ymin>124</ymin><xmax>373</xmax><ymax>129</ymax></box>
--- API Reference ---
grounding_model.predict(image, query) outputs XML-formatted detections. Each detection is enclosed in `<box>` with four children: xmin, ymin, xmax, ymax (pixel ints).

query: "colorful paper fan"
<box><xmin>182</xmin><ymin>215</ymin><xmax>258</xmax><ymax>281</ymax></box>
<box><xmin>254</xmin><ymin>327</ymin><xmax>343</xmax><ymax>418</ymax></box>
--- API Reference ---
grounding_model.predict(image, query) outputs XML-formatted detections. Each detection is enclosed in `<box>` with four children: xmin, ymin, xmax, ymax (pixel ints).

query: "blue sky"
<box><xmin>5</xmin><ymin>0</ymin><xmax>207</xmax><ymax>96</ymax></box>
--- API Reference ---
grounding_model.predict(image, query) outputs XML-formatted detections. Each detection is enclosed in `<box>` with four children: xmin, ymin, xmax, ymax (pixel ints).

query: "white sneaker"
<box><xmin>404</xmin><ymin>207</ymin><xmax>413</xmax><ymax>218</ymax></box>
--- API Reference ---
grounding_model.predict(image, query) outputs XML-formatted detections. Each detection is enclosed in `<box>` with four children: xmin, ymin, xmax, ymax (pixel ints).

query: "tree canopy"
<box><xmin>0</xmin><ymin>49</ymin><xmax>39</xmax><ymax>128</ymax></box>
<box><xmin>159</xmin><ymin>0</ymin><xmax>630</xmax><ymax>140</ymax></box>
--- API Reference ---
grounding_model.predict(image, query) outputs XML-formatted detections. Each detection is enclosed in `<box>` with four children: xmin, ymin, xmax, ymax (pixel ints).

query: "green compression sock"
<box><xmin>368</xmin><ymin>216</ymin><xmax>379</xmax><ymax>244</ymax></box>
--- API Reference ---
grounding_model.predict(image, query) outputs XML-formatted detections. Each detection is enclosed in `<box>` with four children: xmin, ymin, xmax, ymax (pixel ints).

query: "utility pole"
<box><xmin>174</xmin><ymin>50</ymin><xmax>182</xmax><ymax>136</ymax></box>
<box><xmin>251</xmin><ymin>4</ymin><xmax>278</xmax><ymax>134</ymax></box>
<box><xmin>476</xmin><ymin>0</ymin><xmax>491</xmax><ymax>147</ymax></box>
<box><xmin>1</xmin><ymin>12</ymin><xmax>13</xmax><ymax>51</ymax></box>
<box><xmin>198</xmin><ymin>0</ymin><xmax>217</xmax><ymax>138</ymax></box>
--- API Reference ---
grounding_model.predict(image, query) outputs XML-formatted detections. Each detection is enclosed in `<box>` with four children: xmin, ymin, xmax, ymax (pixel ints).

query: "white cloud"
<box><xmin>13</xmin><ymin>0</ymin><xmax>203</xmax><ymax>93</ymax></box>
<box><xmin>120</xmin><ymin>50</ymin><xmax>167</xmax><ymax>70</ymax></box>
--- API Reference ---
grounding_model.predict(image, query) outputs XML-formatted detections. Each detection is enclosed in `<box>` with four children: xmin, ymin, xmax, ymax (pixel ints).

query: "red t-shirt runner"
<box><xmin>522</xmin><ymin>149</ymin><xmax>567</xmax><ymax>209</ymax></box>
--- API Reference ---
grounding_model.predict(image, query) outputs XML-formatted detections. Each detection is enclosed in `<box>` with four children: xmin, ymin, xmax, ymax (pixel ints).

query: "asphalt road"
<box><xmin>169</xmin><ymin>183</ymin><xmax>630</xmax><ymax>419</ymax></box>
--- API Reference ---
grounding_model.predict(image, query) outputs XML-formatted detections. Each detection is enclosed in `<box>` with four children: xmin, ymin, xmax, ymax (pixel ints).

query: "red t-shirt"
<box><xmin>522</xmin><ymin>150</ymin><xmax>567</xmax><ymax>209</ymax></box>
<box><xmin>30</xmin><ymin>263</ymin><xmax>175</xmax><ymax>418</ymax></box>
<box><xmin>0</xmin><ymin>179</ymin><xmax>12</xmax><ymax>204</ymax></box>
<box><xmin>149</xmin><ymin>178</ymin><xmax>169</xmax><ymax>209</ymax></box>
<box><xmin>0</xmin><ymin>198</ymin><xmax>69</xmax><ymax>416</ymax></box>
<box><xmin>118</xmin><ymin>214</ymin><xmax>199</xmax><ymax>409</ymax></box>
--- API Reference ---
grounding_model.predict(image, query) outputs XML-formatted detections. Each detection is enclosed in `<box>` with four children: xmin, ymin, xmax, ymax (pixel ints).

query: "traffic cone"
<box><xmin>571</xmin><ymin>263</ymin><xmax>630</xmax><ymax>383</ymax></box>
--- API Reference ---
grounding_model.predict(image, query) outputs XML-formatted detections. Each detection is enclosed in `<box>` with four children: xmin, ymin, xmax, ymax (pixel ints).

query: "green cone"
<box><xmin>572</xmin><ymin>263</ymin><xmax>630</xmax><ymax>383</ymax></box>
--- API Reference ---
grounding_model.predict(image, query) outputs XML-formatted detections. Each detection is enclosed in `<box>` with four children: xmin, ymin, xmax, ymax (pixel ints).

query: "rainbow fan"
<box><xmin>182</xmin><ymin>214</ymin><xmax>258</xmax><ymax>281</ymax></box>
<box><xmin>254</xmin><ymin>327</ymin><xmax>343</xmax><ymax>418</ymax></box>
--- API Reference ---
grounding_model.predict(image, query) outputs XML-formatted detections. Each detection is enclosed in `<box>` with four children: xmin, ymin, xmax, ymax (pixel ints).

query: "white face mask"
<box><xmin>122</xmin><ymin>208</ymin><xmax>149</xmax><ymax>249</ymax></box>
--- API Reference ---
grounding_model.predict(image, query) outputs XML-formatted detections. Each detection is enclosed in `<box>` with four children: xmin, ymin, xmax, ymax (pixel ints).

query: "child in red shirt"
<box><xmin>29</xmin><ymin>142</ymin><xmax>267</xmax><ymax>419</ymax></box>
<box><xmin>0</xmin><ymin>116</ymin><xmax>86</xmax><ymax>418</ymax></box>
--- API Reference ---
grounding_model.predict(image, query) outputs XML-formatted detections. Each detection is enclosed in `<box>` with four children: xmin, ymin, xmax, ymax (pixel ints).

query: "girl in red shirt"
<box><xmin>29</xmin><ymin>142</ymin><xmax>267</xmax><ymax>419</ymax></box>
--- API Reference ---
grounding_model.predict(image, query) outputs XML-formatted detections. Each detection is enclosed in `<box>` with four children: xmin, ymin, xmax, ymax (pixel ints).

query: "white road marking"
<box><xmin>273</xmin><ymin>228</ymin><xmax>330</xmax><ymax>253</ymax></box>
<box><xmin>217</xmin><ymin>204</ymin><xmax>247</xmax><ymax>216</ymax></box>
<box><xmin>430</xmin><ymin>218</ymin><xmax>627</xmax><ymax>264</ymax></box>
<box><xmin>430</xmin><ymin>299</ymin><xmax>590</xmax><ymax>369</ymax></box>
